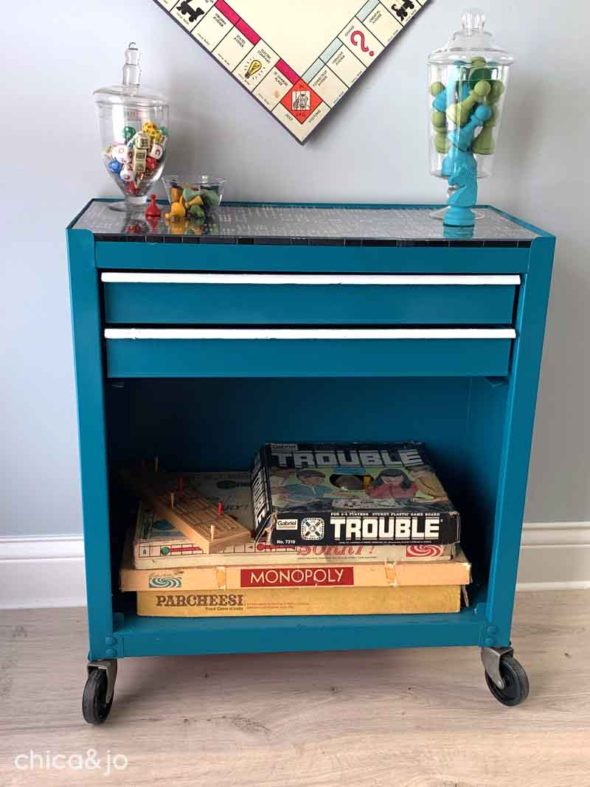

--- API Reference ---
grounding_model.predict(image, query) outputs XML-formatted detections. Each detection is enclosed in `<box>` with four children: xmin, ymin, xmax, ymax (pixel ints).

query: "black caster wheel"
<box><xmin>82</xmin><ymin>662</ymin><xmax>116</xmax><ymax>724</ymax></box>
<box><xmin>485</xmin><ymin>654</ymin><xmax>529</xmax><ymax>707</ymax></box>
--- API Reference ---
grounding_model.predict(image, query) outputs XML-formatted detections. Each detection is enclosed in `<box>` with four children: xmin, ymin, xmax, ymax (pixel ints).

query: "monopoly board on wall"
<box><xmin>154</xmin><ymin>0</ymin><xmax>430</xmax><ymax>143</ymax></box>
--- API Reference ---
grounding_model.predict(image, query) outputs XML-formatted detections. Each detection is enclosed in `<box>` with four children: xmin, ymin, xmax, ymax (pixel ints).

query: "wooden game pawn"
<box><xmin>432</xmin><ymin>110</ymin><xmax>446</xmax><ymax>129</ymax></box>
<box><xmin>469</xmin><ymin>62</ymin><xmax>493</xmax><ymax>88</ymax></box>
<box><xmin>488</xmin><ymin>80</ymin><xmax>505</xmax><ymax>104</ymax></box>
<box><xmin>473</xmin><ymin>104</ymin><xmax>498</xmax><ymax>155</ymax></box>
<box><xmin>431</xmin><ymin>109</ymin><xmax>449</xmax><ymax>153</ymax></box>
<box><xmin>446</xmin><ymin>80</ymin><xmax>491</xmax><ymax>127</ymax></box>
<box><xmin>434</xmin><ymin>131</ymin><xmax>450</xmax><ymax>154</ymax></box>
<box><xmin>472</xmin><ymin>124</ymin><xmax>496</xmax><ymax>155</ymax></box>
<box><xmin>430</xmin><ymin>81</ymin><xmax>445</xmax><ymax>97</ymax></box>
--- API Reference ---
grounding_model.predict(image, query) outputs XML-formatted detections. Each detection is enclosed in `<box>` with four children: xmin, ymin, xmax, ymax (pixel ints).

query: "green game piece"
<box><xmin>470</xmin><ymin>57</ymin><xmax>487</xmax><ymax>67</ymax></box>
<box><xmin>447</xmin><ymin>81</ymin><xmax>489</xmax><ymax>127</ymax></box>
<box><xmin>430</xmin><ymin>81</ymin><xmax>445</xmax><ymax>97</ymax></box>
<box><xmin>201</xmin><ymin>188</ymin><xmax>221</xmax><ymax>207</ymax></box>
<box><xmin>159</xmin><ymin>125</ymin><xmax>169</xmax><ymax>137</ymax></box>
<box><xmin>188</xmin><ymin>204</ymin><xmax>205</xmax><ymax>219</ymax></box>
<box><xmin>473</xmin><ymin>80</ymin><xmax>491</xmax><ymax>99</ymax></box>
<box><xmin>446</xmin><ymin>103</ymin><xmax>461</xmax><ymax>126</ymax></box>
<box><xmin>472</xmin><ymin>95</ymin><xmax>499</xmax><ymax>155</ymax></box>
<box><xmin>488</xmin><ymin>80</ymin><xmax>505</xmax><ymax>102</ymax></box>
<box><xmin>123</xmin><ymin>125</ymin><xmax>136</xmax><ymax>142</ymax></box>
<box><xmin>182</xmin><ymin>187</ymin><xmax>202</xmax><ymax>203</ymax></box>
<box><xmin>484</xmin><ymin>105</ymin><xmax>499</xmax><ymax>127</ymax></box>
<box><xmin>432</xmin><ymin>110</ymin><xmax>446</xmax><ymax>129</ymax></box>
<box><xmin>434</xmin><ymin>132</ymin><xmax>450</xmax><ymax>154</ymax></box>
<box><xmin>469</xmin><ymin>66</ymin><xmax>493</xmax><ymax>86</ymax></box>
<box><xmin>473</xmin><ymin>125</ymin><xmax>496</xmax><ymax>155</ymax></box>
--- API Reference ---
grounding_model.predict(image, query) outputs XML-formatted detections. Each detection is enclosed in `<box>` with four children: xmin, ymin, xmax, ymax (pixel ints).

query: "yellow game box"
<box><xmin>136</xmin><ymin>584</ymin><xmax>462</xmax><ymax>617</ymax></box>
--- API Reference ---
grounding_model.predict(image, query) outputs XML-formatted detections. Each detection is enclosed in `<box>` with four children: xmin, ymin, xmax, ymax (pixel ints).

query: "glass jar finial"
<box><xmin>462</xmin><ymin>9</ymin><xmax>486</xmax><ymax>34</ymax></box>
<box><xmin>122</xmin><ymin>42</ymin><xmax>141</xmax><ymax>88</ymax></box>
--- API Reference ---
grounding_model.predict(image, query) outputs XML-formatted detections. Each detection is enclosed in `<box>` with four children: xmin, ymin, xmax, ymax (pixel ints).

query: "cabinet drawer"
<box><xmin>104</xmin><ymin>327</ymin><xmax>515</xmax><ymax>378</ymax></box>
<box><xmin>102</xmin><ymin>273</ymin><xmax>519</xmax><ymax>326</ymax></box>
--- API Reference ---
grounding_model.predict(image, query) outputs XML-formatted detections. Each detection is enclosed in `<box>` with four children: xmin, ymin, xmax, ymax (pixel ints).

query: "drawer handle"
<box><xmin>105</xmin><ymin>328</ymin><xmax>517</xmax><ymax>340</ymax></box>
<box><xmin>101</xmin><ymin>273</ymin><xmax>520</xmax><ymax>286</ymax></box>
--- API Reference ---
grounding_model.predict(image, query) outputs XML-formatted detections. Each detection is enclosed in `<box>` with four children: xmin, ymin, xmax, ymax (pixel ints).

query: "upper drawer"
<box><xmin>101</xmin><ymin>273</ymin><xmax>519</xmax><ymax>326</ymax></box>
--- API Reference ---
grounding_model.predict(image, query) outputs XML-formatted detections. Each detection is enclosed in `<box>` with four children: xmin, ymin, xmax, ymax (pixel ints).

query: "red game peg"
<box><xmin>145</xmin><ymin>193</ymin><xmax>162</xmax><ymax>219</ymax></box>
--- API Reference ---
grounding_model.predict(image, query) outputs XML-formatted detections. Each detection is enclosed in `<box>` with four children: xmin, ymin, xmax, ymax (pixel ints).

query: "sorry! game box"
<box><xmin>252</xmin><ymin>442</ymin><xmax>460</xmax><ymax>547</ymax></box>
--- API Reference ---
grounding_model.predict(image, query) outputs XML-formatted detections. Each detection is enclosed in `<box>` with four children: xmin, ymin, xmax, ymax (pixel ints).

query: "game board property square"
<box><xmin>153</xmin><ymin>0</ymin><xmax>430</xmax><ymax>143</ymax></box>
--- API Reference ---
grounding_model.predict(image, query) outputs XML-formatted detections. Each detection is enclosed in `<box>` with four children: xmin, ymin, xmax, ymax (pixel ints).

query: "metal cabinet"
<box><xmin>67</xmin><ymin>202</ymin><xmax>555</xmax><ymax>721</ymax></box>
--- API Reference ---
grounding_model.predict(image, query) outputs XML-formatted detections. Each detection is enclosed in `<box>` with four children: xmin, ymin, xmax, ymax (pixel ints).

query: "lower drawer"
<box><xmin>104</xmin><ymin>328</ymin><xmax>515</xmax><ymax>378</ymax></box>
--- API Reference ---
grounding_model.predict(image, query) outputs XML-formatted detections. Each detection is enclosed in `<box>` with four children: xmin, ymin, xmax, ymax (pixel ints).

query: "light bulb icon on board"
<box><xmin>245</xmin><ymin>59</ymin><xmax>262</xmax><ymax>79</ymax></box>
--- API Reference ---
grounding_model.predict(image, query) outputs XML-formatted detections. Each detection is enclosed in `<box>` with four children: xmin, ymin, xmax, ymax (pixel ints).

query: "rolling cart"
<box><xmin>67</xmin><ymin>201</ymin><xmax>555</xmax><ymax>723</ymax></box>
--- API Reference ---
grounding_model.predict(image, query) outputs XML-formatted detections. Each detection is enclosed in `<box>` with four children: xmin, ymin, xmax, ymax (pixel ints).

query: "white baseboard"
<box><xmin>0</xmin><ymin>523</ymin><xmax>589</xmax><ymax>609</ymax></box>
<box><xmin>0</xmin><ymin>536</ymin><xmax>86</xmax><ymax>609</ymax></box>
<box><xmin>516</xmin><ymin>522</ymin><xmax>590</xmax><ymax>590</ymax></box>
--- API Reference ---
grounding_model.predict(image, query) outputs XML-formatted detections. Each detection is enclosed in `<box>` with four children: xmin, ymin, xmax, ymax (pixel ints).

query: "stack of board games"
<box><xmin>121</xmin><ymin>446</ymin><xmax>470</xmax><ymax>618</ymax></box>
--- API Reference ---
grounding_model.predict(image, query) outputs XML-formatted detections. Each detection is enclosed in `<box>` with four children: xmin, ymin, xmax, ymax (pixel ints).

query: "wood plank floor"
<box><xmin>0</xmin><ymin>591</ymin><xmax>589</xmax><ymax>787</ymax></box>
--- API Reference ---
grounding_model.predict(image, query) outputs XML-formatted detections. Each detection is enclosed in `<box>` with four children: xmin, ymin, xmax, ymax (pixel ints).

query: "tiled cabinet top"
<box><xmin>71</xmin><ymin>201</ymin><xmax>542</xmax><ymax>247</ymax></box>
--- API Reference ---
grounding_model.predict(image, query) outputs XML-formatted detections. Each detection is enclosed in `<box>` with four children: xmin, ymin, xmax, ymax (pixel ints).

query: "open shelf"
<box><xmin>106</xmin><ymin>374</ymin><xmax>504</xmax><ymax>651</ymax></box>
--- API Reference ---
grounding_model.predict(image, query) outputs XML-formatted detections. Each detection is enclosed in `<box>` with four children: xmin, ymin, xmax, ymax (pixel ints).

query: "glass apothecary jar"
<box><xmin>94</xmin><ymin>43</ymin><xmax>169</xmax><ymax>211</ymax></box>
<box><xmin>428</xmin><ymin>10</ymin><xmax>514</xmax><ymax>180</ymax></box>
<box><xmin>427</xmin><ymin>10</ymin><xmax>514</xmax><ymax>226</ymax></box>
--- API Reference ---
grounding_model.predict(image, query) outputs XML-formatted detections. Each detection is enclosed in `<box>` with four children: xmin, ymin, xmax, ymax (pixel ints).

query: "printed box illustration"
<box><xmin>252</xmin><ymin>442</ymin><xmax>460</xmax><ymax>547</ymax></box>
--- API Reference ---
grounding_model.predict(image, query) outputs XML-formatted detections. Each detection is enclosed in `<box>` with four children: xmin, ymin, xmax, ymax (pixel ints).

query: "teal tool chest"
<box><xmin>67</xmin><ymin>201</ymin><xmax>555</xmax><ymax>721</ymax></box>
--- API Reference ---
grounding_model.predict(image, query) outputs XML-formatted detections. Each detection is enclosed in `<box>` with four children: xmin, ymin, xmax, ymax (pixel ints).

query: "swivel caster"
<box><xmin>82</xmin><ymin>659</ymin><xmax>117</xmax><ymax>724</ymax></box>
<box><xmin>481</xmin><ymin>647</ymin><xmax>529</xmax><ymax>707</ymax></box>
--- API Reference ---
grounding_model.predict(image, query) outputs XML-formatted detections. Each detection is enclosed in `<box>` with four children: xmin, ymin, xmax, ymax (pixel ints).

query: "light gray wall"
<box><xmin>1</xmin><ymin>0</ymin><xmax>587</xmax><ymax>536</ymax></box>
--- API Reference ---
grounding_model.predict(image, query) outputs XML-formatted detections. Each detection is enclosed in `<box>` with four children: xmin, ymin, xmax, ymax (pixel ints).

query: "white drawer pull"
<box><xmin>101</xmin><ymin>273</ymin><xmax>520</xmax><ymax>286</ymax></box>
<box><xmin>105</xmin><ymin>328</ymin><xmax>516</xmax><ymax>341</ymax></box>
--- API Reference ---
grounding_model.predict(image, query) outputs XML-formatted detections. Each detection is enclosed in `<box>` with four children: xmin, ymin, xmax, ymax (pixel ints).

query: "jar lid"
<box><xmin>93</xmin><ymin>42</ymin><xmax>167</xmax><ymax>108</ymax></box>
<box><xmin>429</xmin><ymin>9</ymin><xmax>514</xmax><ymax>66</ymax></box>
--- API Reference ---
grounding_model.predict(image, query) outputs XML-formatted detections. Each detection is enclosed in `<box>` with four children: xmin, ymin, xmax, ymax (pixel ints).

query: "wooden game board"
<box><xmin>153</xmin><ymin>0</ymin><xmax>430</xmax><ymax>143</ymax></box>
<box><xmin>123</xmin><ymin>470</ymin><xmax>252</xmax><ymax>553</ymax></box>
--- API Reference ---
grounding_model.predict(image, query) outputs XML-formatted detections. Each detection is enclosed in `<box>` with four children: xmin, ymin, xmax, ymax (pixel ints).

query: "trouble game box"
<box><xmin>252</xmin><ymin>442</ymin><xmax>460</xmax><ymax>547</ymax></box>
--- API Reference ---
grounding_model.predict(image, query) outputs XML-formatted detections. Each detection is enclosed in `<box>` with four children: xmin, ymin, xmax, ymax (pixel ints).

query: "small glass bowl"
<box><xmin>162</xmin><ymin>175</ymin><xmax>226</xmax><ymax>222</ymax></box>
